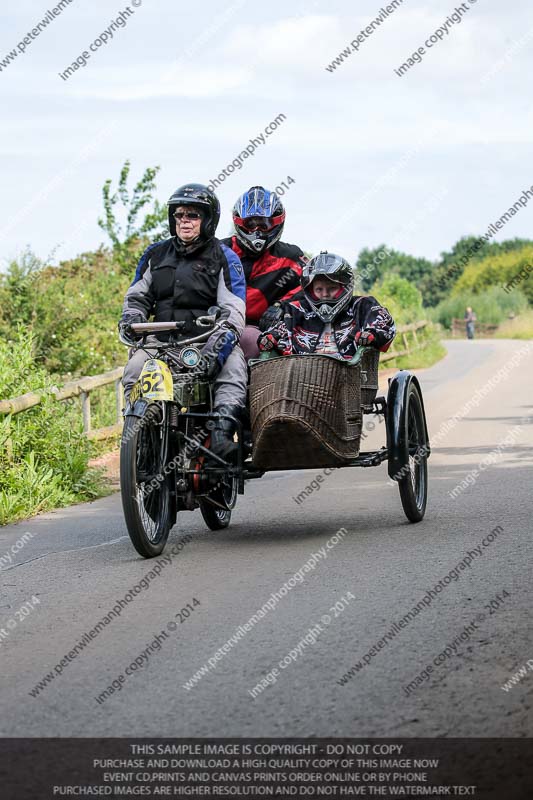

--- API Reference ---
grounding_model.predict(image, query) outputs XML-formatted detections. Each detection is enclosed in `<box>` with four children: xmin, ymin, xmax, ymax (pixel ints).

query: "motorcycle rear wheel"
<box><xmin>199</xmin><ymin>474</ymin><xmax>237</xmax><ymax>530</ymax></box>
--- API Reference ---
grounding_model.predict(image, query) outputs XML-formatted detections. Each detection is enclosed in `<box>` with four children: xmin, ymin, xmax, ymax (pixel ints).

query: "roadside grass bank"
<box><xmin>494</xmin><ymin>311</ymin><xmax>533</xmax><ymax>340</ymax></box>
<box><xmin>0</xmin><ymin>330</ymin><xmax>110</xmax><ymax>527</ymax></box>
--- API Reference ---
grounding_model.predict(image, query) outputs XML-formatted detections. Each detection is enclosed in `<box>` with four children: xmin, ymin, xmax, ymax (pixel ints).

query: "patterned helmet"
<box><xmin>232</xmin><ymin>186</ymin><xmax>285</xmax><ymax>254</ymax></box>
<box><xmin>301</xmin><ymin>251</ymin><xmax>354</xmax><ymax>323</ymax></box>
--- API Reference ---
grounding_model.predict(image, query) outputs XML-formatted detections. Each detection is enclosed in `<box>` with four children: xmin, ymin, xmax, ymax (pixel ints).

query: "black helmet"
<box><xmin>167</xmin><ymin>183</ymin><xmax>220</xmax><ymax>240</ymax></box>
<box><xmin>301</xmin><ymin>251</ymin><xmax>354</xmax><ymax>323</ymax></box>
<box><xmin>232</xmin><ymin>186</ymin><xmax>285</xmax><ymax>254</ymax></box>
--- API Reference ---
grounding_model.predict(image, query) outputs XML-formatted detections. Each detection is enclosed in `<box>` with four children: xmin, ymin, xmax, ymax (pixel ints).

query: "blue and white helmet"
<box><xmin>232</xmin><ymin>186</ymin><xmax>285</xmax><ymax>254</ymax></box>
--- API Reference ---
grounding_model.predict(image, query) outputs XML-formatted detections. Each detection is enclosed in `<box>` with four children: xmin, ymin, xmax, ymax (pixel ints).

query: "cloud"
<box><xmin>71</xmin><ymin>66</ymin><xmax>251</xmax><ymax>100</ymax></box>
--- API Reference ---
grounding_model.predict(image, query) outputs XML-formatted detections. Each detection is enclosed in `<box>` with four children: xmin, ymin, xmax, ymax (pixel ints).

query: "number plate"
<box><xmin>137</xmin><ymin>359</ymin><xmax>174</xmax><ymax>401</ymax></box>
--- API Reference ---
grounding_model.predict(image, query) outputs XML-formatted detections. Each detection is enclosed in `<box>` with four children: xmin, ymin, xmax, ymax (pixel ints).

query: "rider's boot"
<box><xmin>210</xmin><ymin>405</ymin><xmax>242</xmax><ymax>464</ymax></box>
<box><xmin>240</xmin><ymin>404</ymin><xmax>253</xmax><ymax>457</ymax></box>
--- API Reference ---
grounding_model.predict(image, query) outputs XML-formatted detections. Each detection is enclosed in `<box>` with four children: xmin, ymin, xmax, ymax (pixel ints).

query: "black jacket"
<box><xmin>122</xmin><ymin>237</ymin><xmax>246</xmax><ymax>364</ymax></box>
<box><xmin>123</xmin><ymin>236</ymin><xmax>245</xmax><ymax>337</ymax></box>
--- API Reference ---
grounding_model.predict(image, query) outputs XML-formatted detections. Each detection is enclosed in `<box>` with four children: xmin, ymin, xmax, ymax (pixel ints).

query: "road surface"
<box><xmin>1</xmin><ymin>339</ymin><xmax>532</xmax><ymax>737</ymax></box>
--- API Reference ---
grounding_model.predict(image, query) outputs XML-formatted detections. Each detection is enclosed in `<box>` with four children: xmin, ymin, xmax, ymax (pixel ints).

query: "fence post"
<box><xmin>81</xmin><ymin>391</ymin><xmax>91</xmax><ymax>435</ymax></box>
<box><xmin>115</xmin><ymin>379</ymin><xmax>124</xmax><ymax>424</ymax></box>
<box><xmin>402</xmin><ymin>332</ymin><xmax>410</xmax><ymax>352</ymax></box>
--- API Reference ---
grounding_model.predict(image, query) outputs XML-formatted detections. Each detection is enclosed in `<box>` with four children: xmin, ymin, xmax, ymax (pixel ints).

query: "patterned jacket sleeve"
<box><xmin>360</xmin><ymin>295</ymin><xmax>396</xmax><ymax>352</ymax></box>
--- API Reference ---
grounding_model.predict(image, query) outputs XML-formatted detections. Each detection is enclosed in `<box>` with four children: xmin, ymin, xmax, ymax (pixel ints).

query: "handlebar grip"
<box><xmin>195</xmin><ymin>315</ymin><xmax>218</xmax><ymax>328</ymax></box>
<box><xmin>130</xmin><ymin>322</ymin><xmax>186</xmax><ymax>333</ymax></box>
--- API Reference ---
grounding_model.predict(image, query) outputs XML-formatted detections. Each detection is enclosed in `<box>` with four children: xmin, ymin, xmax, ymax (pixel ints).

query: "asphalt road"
<box><xmin>1</xmin><ymin>339</ymin><xmax>532</xmax><ymax>737</ymax></box>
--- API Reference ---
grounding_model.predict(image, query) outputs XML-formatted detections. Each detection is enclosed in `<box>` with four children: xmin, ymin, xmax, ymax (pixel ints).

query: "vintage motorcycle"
<box><xmin>119</xmin><ymin>310</ymin><xmax>248</xmax><ymax>558</ymax></box>
<box><xmin>120</xmin><ymin>313</ymin><xmax>430</xmax><ymax>559</ymax></box>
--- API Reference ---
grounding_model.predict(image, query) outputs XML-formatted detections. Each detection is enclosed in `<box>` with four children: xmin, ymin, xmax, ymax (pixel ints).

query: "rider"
<box><xmin>220</xmin><ymin>186</ymin><xmax>308</xmax><ymax>359</ymax></box>
<box><xmin>257</xmin><ymin>251</ymin><xmax>396</xmax><ymax>357</ymax></box>
<box><xmin>119</xmin><ymin>183</ymin><xmax>247</xmax><ymax>460</ymax></box>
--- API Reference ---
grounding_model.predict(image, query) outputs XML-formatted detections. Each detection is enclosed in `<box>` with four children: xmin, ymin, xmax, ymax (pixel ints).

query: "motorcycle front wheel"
<box><xmin>120</xmin><ymin>405</ymin><xmax>172</xmax><ymax>558</ymax></box>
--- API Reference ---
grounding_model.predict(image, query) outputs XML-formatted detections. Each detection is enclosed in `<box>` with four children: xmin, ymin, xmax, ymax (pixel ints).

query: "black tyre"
<box><xmin>120</xmin><ymin>407</ymin><xmax>172</xmax><ymax>557</ymax></box>
<box><xmin>199</xmin><ymin>474</ymin><xmax>237</xmax><ymax>530</ymax></box>
<box><xmin>398</xmin><ymin>383</ymin><xmax>428</xmax><ymax>522</ymax></box>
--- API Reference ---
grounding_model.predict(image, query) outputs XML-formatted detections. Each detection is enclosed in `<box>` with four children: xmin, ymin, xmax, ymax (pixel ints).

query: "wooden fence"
<box><xmin>451</xmin><ymin>318</ymin><xmax>498</xmax><ymax>338</ymax></box>
<box><xmin>380</xmin><ymin>320</ymin><xmax>428</xmax><ymax>362</ymax></box>
<box><xmin>0</xmin><ymin>321</ymin><xmax>429</xmax><ymax>441</ymax></box>
<box><xmin>0</xmin><ymin>367</ymin><xmax>124</xmax><ymax>441</ymax></box>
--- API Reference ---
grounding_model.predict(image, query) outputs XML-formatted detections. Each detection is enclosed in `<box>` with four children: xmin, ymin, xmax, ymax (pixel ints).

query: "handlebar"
<box><xmin>129</xmin><ymin>319</ymin><xmax>225</xmax><ymax>348</ymax></box>
<box><xmin>348</xmin><ymin>345</ymin><xmax>373</xmax><ymax>366</ymax></box>
<box><xmin>131</xmin><ymin>322</ymin><xmax>186</xmax><ymax>333</ymax></box>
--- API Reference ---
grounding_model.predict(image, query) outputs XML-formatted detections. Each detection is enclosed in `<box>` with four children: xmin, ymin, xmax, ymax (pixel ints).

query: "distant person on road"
<box><xmin>221</xmin><ymin>186</ymin><xmax>308</xmax><ymax>360</ymax></box>
<box><xmin>465</xmin><ymin>307</ymin><xmax>477</xmax><ymax>340</ymax></box>
<box><xmin>257</xmin><ymin>251</ymin><xmax>396</xmax><ymax>358</ymax></box>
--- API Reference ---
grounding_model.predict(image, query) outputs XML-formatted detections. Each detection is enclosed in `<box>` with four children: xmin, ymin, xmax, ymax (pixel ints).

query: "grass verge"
<box><xmin>494</xmin><ymin>311</ymin><xmax>533</xmax><ymax>340</ymax></box>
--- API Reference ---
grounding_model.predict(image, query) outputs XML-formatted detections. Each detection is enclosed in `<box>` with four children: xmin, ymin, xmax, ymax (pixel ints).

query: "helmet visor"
<box><xmin>234</xmin><ymin>214</ymin><xmax>284</xmax><ymax>232</ymax></box>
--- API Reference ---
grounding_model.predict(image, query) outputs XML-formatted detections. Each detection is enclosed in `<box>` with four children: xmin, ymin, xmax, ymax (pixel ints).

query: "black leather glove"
<box><xmin>118</xmin><ymin>311</ymin><xmax>145</xmax><ymax>345</ymax></box>
<box><xmin>203</xmin><ymin>352</ymin><xmax>222</xmax><ymax>382</ymax></box>
<box><xmin>258</xmin><ymin>304</ymin><xmax>283</xmax><ymax>332</ymax></box>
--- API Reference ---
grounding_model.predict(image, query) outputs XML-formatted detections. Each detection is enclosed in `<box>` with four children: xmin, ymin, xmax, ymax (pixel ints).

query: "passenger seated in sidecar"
<box><xmin>257</xmin><ymin>251</ymin><xmax>396</xmax><ymax>359</ymax></box>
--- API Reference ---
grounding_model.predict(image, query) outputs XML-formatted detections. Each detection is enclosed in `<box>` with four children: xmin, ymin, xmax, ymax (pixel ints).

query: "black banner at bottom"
<box><xmin>0</xmin><ymin>738</ymin><xmax>531</xmax><ymax>799</ymax></box>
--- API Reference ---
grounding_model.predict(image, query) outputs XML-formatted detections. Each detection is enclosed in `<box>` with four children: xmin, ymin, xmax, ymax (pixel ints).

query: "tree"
<box><xmin>420</xmin><ymin>236</ymin><xmax>533</xmax><ymax>307</ymax></box>
<box><xmin>355</xmin><ymin>245</ymin><xmax>433</xmax><ymax>292</ymax></box>
<box><xmin>372</xmin><ymin>274</ymin><xmax>423</xmax><ymax>324</ymax></box>
<box><xmin>98</xmin><ymin>161</ymin><xmax>167</xmax><ymax>270</ymax></box>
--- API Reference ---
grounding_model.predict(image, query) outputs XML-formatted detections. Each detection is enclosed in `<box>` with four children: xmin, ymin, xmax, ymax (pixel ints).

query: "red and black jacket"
<box><xmin>220</xmin><ymin>236</ymin><xmax>307</xmax><ymax>325</ymax></box>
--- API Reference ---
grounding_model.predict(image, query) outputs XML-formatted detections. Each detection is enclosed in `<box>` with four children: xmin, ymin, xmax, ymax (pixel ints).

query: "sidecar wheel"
<box><xmin>397</xmin><ymin>383</ymin><xmax>428</xmax><ymax>522</ymax></box>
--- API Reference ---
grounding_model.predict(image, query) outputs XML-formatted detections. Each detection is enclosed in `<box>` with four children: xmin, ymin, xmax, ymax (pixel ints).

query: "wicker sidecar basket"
<box><xmin>249</xmin><ymin>355</ymin><xmax>364</xmax><ymax>470</ymax></box>
<box><xmin>360</xmin><ymin>349</ymin><xmax>379</xmax><ymax>407</ymax></box>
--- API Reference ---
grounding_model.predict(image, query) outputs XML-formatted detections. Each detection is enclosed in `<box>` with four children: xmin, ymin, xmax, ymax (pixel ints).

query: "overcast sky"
<box><xmin>1</xmin><ymin>0</ymin><xmax>532</xmax><ymax>270</ymax></box>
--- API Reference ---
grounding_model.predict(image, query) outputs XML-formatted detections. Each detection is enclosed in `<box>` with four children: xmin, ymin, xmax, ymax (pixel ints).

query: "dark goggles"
<box><xmin>234</xmin><ymin>213</ymin><xmax>284</xmax><ymax>232</ymax></box>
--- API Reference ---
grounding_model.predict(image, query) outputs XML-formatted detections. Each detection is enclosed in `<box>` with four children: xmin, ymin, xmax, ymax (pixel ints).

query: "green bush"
<box><xmin>0</xmin><ymin>329</ymin><xmax>107</xmax><ymax>525</ymax></box>
<box><xmin>0</xmin><ymin>246</ymin><xmax>136</xmax><ymax>377</ymax></box>
<box><xmin>371</xmin><ymin>274</ymin><xmax>424</xmax><ymax>324</ymax></box>
<box><xmin>429</xmin><ymin>286</ymin><xmax>528</xmax><ymax>330</ymax></box>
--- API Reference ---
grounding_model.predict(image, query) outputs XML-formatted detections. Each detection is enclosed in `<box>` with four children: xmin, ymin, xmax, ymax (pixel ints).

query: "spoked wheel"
<box><xmin>199</xmin><ymin>473</ymin><xmax>238</xmax><ymax>530</ymax></box>
<box><xmin>120</xmin><ymin>406</ymin><xmax>172</xmax><ymax>557</ymax></box>
<box><xmin>398</xmin><ymin>383</ymin><xmax>428</xmax><ymax>522</ymax></box>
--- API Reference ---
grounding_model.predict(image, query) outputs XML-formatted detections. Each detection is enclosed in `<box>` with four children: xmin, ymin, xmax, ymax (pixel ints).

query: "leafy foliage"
<box><xmin>0</xmin><ymin>330</ymin><xmax>106</xmax><ymax>525</ymax></box>
<box><xmin>98</xmin><ymin>160</ymin><xmax>167</xmax><ymax>271</ymax></box>
<box><xmin>0</xmin><ymin>247</ymin><xmax>131</xmax><ymax>376</ymax></box>
<box><xmin>453</xmin><ymin>244</ymin><xmax>533</xmax><ymax>304</ymax></box>
<box><xmin>371</xmin><ymin>274</ymin><xmax>424</xmax><ymax>324</ymax></box>
<box><xmin>355</xmin><ymin>237</ymin><xmax>533</xmax><ymax>308</ymax></box>
<box><xmin>420</xmin><ymin>237</ymin><xmax>533</xmax><ymax>307</ymax></box>
<box><xmin>355</xmin><ymin>245</ymin><xmax>433</xmax><ymax>293</ymax></box>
